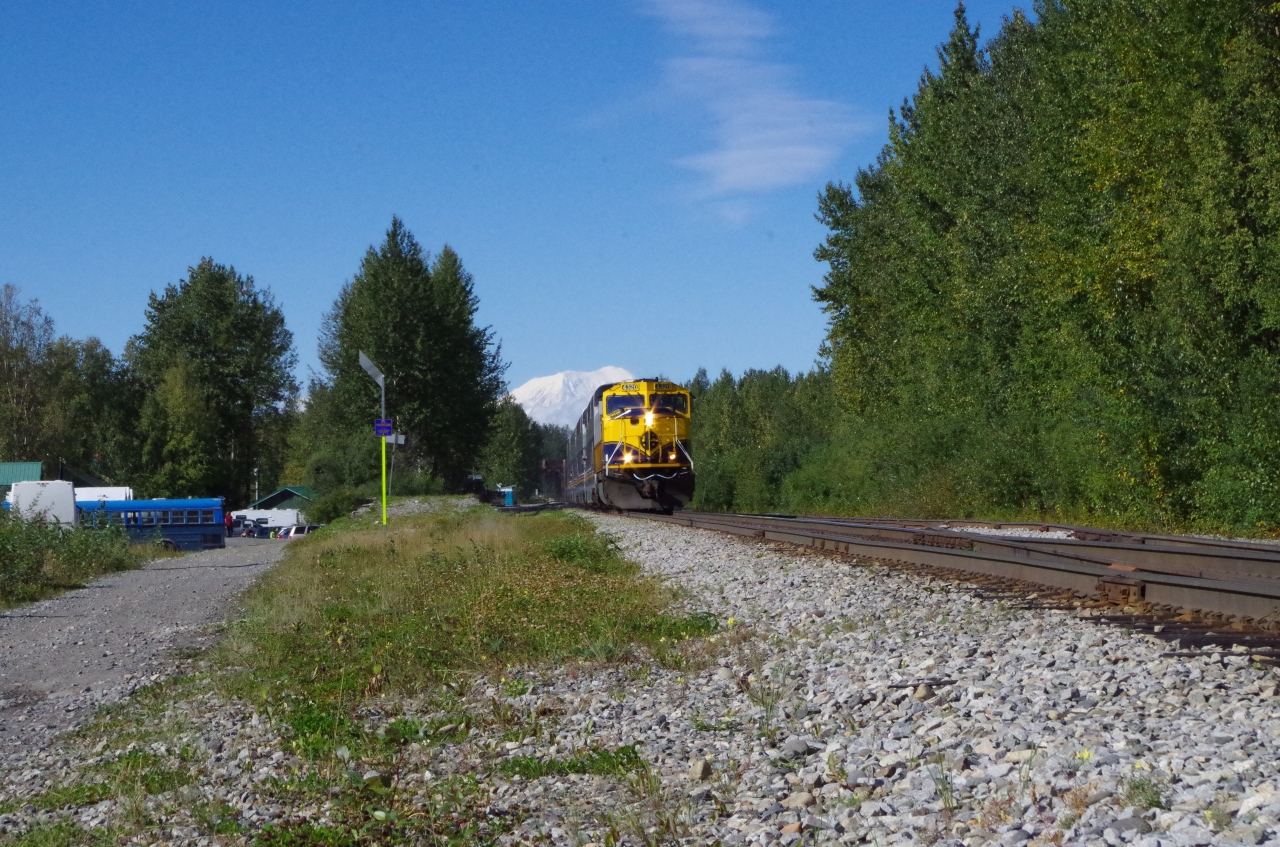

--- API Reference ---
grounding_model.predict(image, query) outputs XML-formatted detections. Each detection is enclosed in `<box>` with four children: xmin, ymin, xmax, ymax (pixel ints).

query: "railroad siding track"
<box><xmin>853</xmin><ymin>515</ymin><xmax>1280</xmax><ymax>557</ymax></box>
<box><xmin>631</xmin><ymin>510</ymin><xmax>1280</xmax><ymax>641</ymax></box>
<box><xmin>781</xmin><ymin>516</ymin><xmax>1280</xmax><ymax>583</ymax></box>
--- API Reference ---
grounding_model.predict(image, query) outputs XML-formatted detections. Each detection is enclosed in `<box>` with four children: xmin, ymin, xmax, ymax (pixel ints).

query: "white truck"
<box><xmin>8</xmin><ymin>480</ymin><xmax>77</xmax><ymax>526</ymax></box>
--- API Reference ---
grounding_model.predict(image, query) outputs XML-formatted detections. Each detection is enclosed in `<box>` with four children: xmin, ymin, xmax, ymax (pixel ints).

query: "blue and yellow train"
<box><xmin>565</xmin><ymin>378</ymin><xmax>694</xmax><ymax>512</ymax></box>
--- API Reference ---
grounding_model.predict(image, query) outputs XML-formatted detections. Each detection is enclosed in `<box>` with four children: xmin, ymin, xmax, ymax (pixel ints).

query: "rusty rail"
<box><xmin>627</xmin><ymin>512</ymin><xmax>1280</xmax><ymax>625</ymax></box>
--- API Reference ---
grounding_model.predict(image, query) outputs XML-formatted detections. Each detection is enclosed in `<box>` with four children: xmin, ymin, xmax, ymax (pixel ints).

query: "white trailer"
<box><xmin>74</xmin><ymin>486</ymin><xmax>134</xmax><ymax>504</ymax></box>
<box><xmin>9</xmin><ymin>480</ymin><xmax>77</xmax><ymax>526</ymax></box>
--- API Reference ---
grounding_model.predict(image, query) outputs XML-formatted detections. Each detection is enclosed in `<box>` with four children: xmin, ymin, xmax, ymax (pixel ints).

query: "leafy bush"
<box><xmin>304</xmin><ymin>490</ymin><xmax>366</xmax><ymax>525</ymax></box>
<box><xmin>0</xmin><ymin>511</ymin><xmax>143</xmax><ymax>604</ymax></box>
<box><xmin>1121</xmin><ymin>776</ymin><xmax>1167</xmax><ymax>811</ymax></box>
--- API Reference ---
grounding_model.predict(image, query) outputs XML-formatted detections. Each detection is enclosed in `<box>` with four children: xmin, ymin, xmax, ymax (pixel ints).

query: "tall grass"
<box><xmin>218</xmin><ymin>506</ymin><xmax>714</xmax><ymax>756</ymax></box>
<box><xmin>0</xmin><ymin>511</ymin><xmax>145</xmax><ymax>605</ymax></box>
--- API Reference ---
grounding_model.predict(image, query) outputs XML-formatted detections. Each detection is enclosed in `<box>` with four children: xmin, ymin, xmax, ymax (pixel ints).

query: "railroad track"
<box><xmin>628</xmin><ymin>510</ymin><xmax>1280</xmax><ymax>651</ymax></box>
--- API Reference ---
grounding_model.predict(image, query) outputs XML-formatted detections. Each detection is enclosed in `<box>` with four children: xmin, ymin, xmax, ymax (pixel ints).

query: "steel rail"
<box><xmin>706</xmin><ymin>514</ymin><xmax>1280</xmax><ymax>585</ymax></box>
<box><xmin>821</xmin><ymin>515</ymin><xmax>1280</xmax><ymax>558</ymax></box>
<box><xmin>629</xmin><ymin>511</ymin><xmax>1280</xmax><ymax>623</ymax></box>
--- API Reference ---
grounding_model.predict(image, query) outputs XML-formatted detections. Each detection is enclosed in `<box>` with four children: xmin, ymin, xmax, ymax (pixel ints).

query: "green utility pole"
<box><xmin>359</xmin><ymin>351</ymin><xmax>389</xmax><ymax>526</ymax></box>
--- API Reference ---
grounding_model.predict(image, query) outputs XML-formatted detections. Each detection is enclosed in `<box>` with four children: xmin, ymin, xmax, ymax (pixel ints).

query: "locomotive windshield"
<box><xmin>651</xmin><ymin>394</ymin><xmax>688</xmax><ymax>414</ymax></box>
<box><xmin>606</xmin><ymin>394</ymin><xmax>646</xmax><ymax>416</ymax></box>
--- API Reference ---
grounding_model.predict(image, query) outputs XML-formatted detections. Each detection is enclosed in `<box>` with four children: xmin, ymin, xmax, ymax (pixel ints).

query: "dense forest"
<box><xmin>11</xmin><ymin>1</ymin><xmax>1280</xmax><ymax>532</ymax></box>
<box><xmin>691</xmin><ymin>0</ymin><xmax>1280</xmax><ymax>532</ymax></box>
<box><xmin>1</xmin><ymin>219</ymin><xmax>556</xmax><ymax>513</ymax></box>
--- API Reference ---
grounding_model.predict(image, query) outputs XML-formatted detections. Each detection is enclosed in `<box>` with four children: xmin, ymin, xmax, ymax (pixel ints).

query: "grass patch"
<box><xmin>497</xmin><ymin>745</ymin><xmax>646</xmax><ymax>780</ymax></box>
<box><xmin>12</xmin><ymin>748</ymin><xmax>194</xmax><ymax>819</ymax></box>
<box><xmin>250</xmin><ymin>772</ymin><xmax>496</xmax><ymax>846</ymax></box>
<box><xmin>64</xmin><ymin>673</ymin><xmax>205</xmax><ymax>752</ymax></box>
<box><xmin>0</xmin><ymin>512</ymin><xmax>157</xmax><ymax>607</ymax></box>
<box><xmin>93</xmin><ymin>749</ymin><xmax>193</xmax><ymax>795</ymax></box>
<box><xmin>218</xmin><ymin>508</ymin><xmax>713</xmax><ymax>759</ymax></box>
<box><xmin>5</xmin><ymin>820</ymin><xmax>117</xmax><ymax>847</ymax></box>
<box><xmin>22</xmin><ymin>781</ymin><xmax>114</xmax><ymax>812</ymax></box>
<box><xmin>254</xmin><ymin>822</ymin><xmax>356</xmax><ymax>846</ymax></box>
<box><xmin>1120</xmin><ymin>775</ymin><xmax>1167</xmax><ymax>810</ymax></box>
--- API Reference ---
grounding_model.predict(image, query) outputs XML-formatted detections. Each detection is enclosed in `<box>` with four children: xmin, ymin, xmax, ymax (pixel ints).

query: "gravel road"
<box><xmin>0</xmin><ymin>538</ymin><xmax>284</xmax><ymax>757</ymax></box>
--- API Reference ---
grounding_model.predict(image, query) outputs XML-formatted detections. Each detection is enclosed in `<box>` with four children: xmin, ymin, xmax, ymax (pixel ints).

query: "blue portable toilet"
<box><xmin>501</xmin><ymin>486</ymin><xmax>515</xmax><ymax>507</ymax></box>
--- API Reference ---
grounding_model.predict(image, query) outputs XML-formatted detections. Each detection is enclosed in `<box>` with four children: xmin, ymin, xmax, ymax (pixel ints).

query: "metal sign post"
<box><xmin>359</xmin><ymin>352</ymin><xmax>389</xmax><ymax>526</ymax></box>
<box><xmin>386</xmin><ymin>433</ymin><xmax>405</xmax><ymax>497</ymax></box>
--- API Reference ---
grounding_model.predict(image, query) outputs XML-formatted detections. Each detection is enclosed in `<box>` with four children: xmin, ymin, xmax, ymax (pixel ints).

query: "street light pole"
<box><xmin>358</xmin><ymin>351</ymin><xmax>388</xmax><ymax>526</ymax></box>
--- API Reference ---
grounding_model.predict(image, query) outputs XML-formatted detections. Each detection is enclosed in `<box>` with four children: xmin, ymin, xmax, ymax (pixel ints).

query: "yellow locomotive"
<box><xmin>565</xmin><ymin>378</ymin><xmax>694</xmax><ymax>512</ymax></box>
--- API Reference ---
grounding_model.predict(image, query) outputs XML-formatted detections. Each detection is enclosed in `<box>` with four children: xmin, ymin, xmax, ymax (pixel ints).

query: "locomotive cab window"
<box><xmin>651</xmin><ymin>394</ymin><xmax>688</xmax><ymax>415</ymax></box>
<box><xmin>606</xmin><ymin>395</ymin><xmax>646</xmax><ymax>416</ymax></box>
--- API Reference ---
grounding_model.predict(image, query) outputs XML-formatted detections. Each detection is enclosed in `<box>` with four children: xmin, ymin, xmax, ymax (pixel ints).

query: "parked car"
<box><xmin>282</xmin><ymin>524</ymin><xmax>323</xmax><ymax>539</ymax></box>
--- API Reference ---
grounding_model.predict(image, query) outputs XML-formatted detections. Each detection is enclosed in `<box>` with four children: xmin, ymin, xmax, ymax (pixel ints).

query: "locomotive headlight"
<box><xmin>669</xmin><ymin>452</ymin><xmax>677</xmax><ymax>461</ymax></box>
<box><xmin>644</xmin><ymin>411</ymin><xmax>654</xmax><ymax>428</ymax></box>
<box><xmin>623</xmin><ymin>453</ymin><xmax>633</xmax><ymax>463</ymax></box>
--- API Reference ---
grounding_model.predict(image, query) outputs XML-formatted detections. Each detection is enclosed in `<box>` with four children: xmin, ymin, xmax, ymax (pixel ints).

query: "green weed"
<box><xmin>498</xmin><ymin>745</ymin><xmax>646</xmax><ymax>779</ymax></box>
<box><xmin>6</xmin><ymin>820</ymin><xmax>117</xmax><ymax>847</ymax></box>
<box><xmin>1121</xmin><ymin>776</ymin><xmax>1167</xmax><ymax>810</ymax></box>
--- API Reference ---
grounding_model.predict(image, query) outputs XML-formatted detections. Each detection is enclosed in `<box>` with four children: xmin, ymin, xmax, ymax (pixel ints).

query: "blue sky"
<box><xmin>1</xmin><ymin>0</ymin><xmax>1024</xmax><ymax>388</ymax></box>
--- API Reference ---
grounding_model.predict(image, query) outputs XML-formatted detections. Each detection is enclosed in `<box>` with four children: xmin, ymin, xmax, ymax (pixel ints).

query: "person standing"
<box><xmin>224</xmin><ymin>511</ymin><xmax>233</xmax><ymax>537</ymax></box>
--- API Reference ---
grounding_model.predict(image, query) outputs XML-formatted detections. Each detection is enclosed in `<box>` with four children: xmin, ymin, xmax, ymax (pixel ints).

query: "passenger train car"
<box><xmin>565</xmin><ymin>378</ymin><xmax>694</xmax><ymax>512</ymax></box>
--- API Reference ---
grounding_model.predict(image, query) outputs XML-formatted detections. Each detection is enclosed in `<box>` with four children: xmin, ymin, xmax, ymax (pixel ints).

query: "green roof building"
<box><xmin>0</xmin><ymin>462</ymin><xmax>42</xmax><ymax>488</ymax></box>
<box><xmin>249</xmin><ymin>485</ymin><xmax>318</xmax><ymax>511</ymax></box>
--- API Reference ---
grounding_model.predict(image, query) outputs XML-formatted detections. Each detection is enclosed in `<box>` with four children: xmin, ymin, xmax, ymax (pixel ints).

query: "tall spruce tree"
<box><xmin>317</xmin><ymin>218</ymin><xmax>506</xmax><ymax>487</ymax></box>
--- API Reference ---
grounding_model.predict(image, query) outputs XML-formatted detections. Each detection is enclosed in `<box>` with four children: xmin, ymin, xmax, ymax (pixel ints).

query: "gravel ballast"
<box><xmin>473</xmin><ymin>515</ymin><xmax>1280</xmax><ymax>846</ymax></box>
<box><xmin>4</xmin><ymin>511</ymin><xmax>1280</xmax><ymax>845</ymax></box>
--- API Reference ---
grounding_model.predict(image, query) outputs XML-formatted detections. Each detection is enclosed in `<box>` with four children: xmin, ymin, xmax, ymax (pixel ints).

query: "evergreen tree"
<box><xmin>686</xmin><ymin>1</ymin><xmax>1280</xmax><ymax>530</ymax></box>
<box><xmin>476</xmin><ymin>396</ymin><xmax>539</xmax><ymax>496</ymax></box>
<box><xmin>533</xmin><ymin>423</ymin><xmax>570</xmax><ymax>464</ymax></box>
<box><xmin>806</xmin><ymin>0</ymin><xmax>1280</xmax><ymax>526</ymax></box>
<box><xmin>316</xmin><ymin>218</ymin><xmax>506</xmax><ymax>488</ymax></box>
<box><xmin>42</xmin><ymin>337</ymin><xmax>144</xmax><ymax>484</ymax></box>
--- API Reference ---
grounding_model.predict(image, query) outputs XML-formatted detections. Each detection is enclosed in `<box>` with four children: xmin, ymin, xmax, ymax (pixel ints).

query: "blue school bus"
<box><xmin>78</xmin><ymin>498</ymin><xmax>226</xmax><ymax>551</ymax></box>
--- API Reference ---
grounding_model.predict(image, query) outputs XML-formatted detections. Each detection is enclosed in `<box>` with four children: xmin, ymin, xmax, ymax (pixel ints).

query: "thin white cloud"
<box><xmin>644</xmin><ymin>0</ymin><xmax>858</xmax><ymax>199</ymax></box>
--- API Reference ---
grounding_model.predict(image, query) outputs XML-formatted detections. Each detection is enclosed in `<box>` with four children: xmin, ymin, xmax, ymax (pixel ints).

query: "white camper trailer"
<box><xmin>74</xmin><ymin>486</ymin><xmax>134</xmax><ymax>505</ymax></box>
<box><xmin>9</xmin><ymin>480</ymin><xmax>77</xmax><ymax>526</ymax></box>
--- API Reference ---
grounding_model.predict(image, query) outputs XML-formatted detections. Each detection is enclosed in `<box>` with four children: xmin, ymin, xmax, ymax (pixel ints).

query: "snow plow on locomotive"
<box><xmin>565</xmin><ymin>379</ymin><xmax>694</xmax><ymax>512</ymax></box>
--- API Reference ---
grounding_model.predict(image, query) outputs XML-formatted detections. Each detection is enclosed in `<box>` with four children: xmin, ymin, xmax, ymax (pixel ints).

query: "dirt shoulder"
<box><xmin>0</xmin><ymin>538</ymin><xmax>285</xmax><ymax>759</ymax></box>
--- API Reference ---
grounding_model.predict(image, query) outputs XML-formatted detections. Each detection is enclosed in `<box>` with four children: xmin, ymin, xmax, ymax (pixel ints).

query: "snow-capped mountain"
<box><xmin>511</xmin><ymin>366</ymin><xmax>634</xmax><ymax>427</ymax></box>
